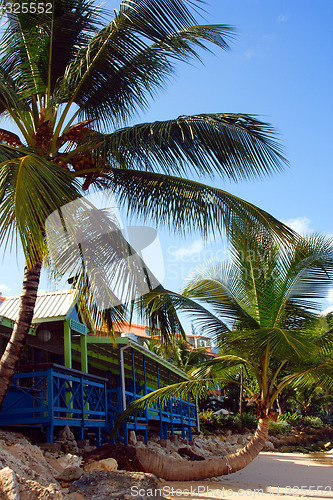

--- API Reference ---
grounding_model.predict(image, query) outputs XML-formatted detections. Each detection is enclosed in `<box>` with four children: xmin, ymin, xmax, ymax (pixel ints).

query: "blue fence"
<box><xmin>0</xmin><ymin>364</ymin><xmax>198</xmax><ymax>445</ymax></box>
<box><xmin>107</xmin><ymin>385</ymin><xmax>197</xmax><ymax>444</ymax></box>
<box><xmin>0</xmin><ymin>364</ymin><xmax>107</xmax><ymax>444</ymax></box>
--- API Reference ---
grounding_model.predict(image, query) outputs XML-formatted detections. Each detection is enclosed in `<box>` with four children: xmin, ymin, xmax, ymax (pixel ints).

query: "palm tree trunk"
<box><xmin>135</xmin><ymin>417</ymin><xmax>269</xmax><ymax>480</ymax></box>
<box><xmin>0</xmin><ymin>261</ymin><xmax>42</xmax><ymax>411</ymax></box>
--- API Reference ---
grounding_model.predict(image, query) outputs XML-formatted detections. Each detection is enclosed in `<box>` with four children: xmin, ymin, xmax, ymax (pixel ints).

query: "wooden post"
<box><xmin>143</xmin><ymin>354</ymin><xmax>148</xmax><ymax>443</ymax></box>
<box><xmin>120</xmin><ymin>347</ymin><xmax>126</xmax><ymax>411</ymax></box>
<box><xmin>80</xmin><ymin>335</ymin><xmax>88</xmax><ymax>373</ymax></box>
<box><xmin>239</xmin><ymin>367</ymin><xmax>243</xmax><ymax>416</ymax></box>
<box><xmin>64</xmin><ymin>320</ymin><xmax>72</xmax><ymax>369</ymax></box>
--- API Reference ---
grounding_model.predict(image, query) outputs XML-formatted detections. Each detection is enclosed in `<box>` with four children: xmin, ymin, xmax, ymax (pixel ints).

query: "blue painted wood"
<box><xmin>0</xmin><ymin>364</ymin><xmax>107</xmax><ymax>444</ymax></box>
<box><xmin>1</xmin><ymin>360</ymin><xmax>197</xmax><ymax>446</ymax></box>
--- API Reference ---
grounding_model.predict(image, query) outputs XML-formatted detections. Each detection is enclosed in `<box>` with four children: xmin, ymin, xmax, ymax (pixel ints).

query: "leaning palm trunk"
<box><xmin>0</xmin><ymin>261</ymin><xmax>42</xmax><ymax>410</ymax></box>
<box><xmin>136</xmin><ymin>417</ymin><xmax>269</xmax><ymax>480</ymax></box>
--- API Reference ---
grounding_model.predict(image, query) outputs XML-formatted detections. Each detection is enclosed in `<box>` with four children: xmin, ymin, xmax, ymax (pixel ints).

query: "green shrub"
<box><xmin>276</xmin><ymin>413</ymin><xmax>323</xmax><ymax>429</ymax></box>
<box><xmin>277</xmin><ymin>412</ymin><xmax>302</xmax><ymax>426</ymax></box>
<box><xmin>199</xmin><ymin>411</ymin><xmax>220</xmax><ymax>432</ymax></box>
<box><xmin>239</xmin><ymin>412</ymin><xmax>258</xmax><ymax>430</ymax></box>
<box><xmin>199</xmin><ymin>411</ymin><xmax>257</xmax><ymax>434</ymax></box>
<box><xmin>303</xmin><ymin>415</ymin><xmax>323</xmax><ymax>428</ymax></box>
<box><xmin>269</xmin><ymin>420</ymin><xmax>291</xmax><ymax>435</ymax></box>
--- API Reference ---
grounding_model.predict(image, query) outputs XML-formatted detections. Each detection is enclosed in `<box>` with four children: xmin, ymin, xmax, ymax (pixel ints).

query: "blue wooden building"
<box><xmin>0</xmin><ymin>290</ymin><xmax>197</xmax><ymax>445</ymax></box>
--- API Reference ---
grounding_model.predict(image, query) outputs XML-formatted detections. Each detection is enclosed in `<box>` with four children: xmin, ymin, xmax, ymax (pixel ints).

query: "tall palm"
<box><xmin>120</xmin><ymin>234</ymin><xmax>333</xmax><ymax>479</ymax></box>
<box><xmin>0</xmin><ymin>0</ymin><xmax>294</xmax><ymax>409</ymax></box>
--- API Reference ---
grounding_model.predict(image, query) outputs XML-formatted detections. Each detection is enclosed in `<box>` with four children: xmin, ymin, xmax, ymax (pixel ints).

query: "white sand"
<box><xmin>160</xmin><ymin>452</ymin><xmax>333</xmax><ymax>500</ymax></box>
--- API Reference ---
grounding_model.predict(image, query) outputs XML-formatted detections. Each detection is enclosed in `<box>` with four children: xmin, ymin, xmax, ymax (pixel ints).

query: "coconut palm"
<box><xmin>119</xmin><ymin>234</ymin><xmax>333</xmax><ymax>479</ymax></box>
<box><xmin>0</xmin><ymin>0</ymin><xmax>294</xmax><ymax>409</ymax></box>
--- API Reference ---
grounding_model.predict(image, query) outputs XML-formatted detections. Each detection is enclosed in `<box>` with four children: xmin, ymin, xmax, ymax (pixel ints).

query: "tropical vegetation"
<box><xmin>0</xmin><ymin>0</ymin><xmax>294</xmax><ymax>409</ymax></box>
<box><xmin>120</xmin><ymin>233</ymin><xmax>333</xmax><ymax>479</ymax></box>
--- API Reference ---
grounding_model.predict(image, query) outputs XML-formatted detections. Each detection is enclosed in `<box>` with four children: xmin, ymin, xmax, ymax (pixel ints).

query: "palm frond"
<box><xmin>113</xmin><ymin>377</ymin><xmax>229</xmax><ymax>433</ymax></box>
<box><xmin>137</xmin><ymin>285</ymin><xmax>186</xmax><ymax>343</ymax></box>
<box><xmin>95</xmin><ymin>113</ymin><xmax>287</xmax><ymax>179</ymax></box>
<box><xmin>96</xmin><ymin>169</ymin><xmax>295</xmax><ymax>243</ymax></box>
<box><xmin>139</xmin><ymin>288</ymin><xmax>230</xmax><ymax>340</ymax></box>
<box><xmin>312</xmin><ymin>328</ymin><xmax>333</xmax><ymax>354</ymax></box>
<box><xmin>274</xmin><ymin>361</ymin><xmax>333</xmax><ymax>399</ymax></box>
<box><xmin>56</xmin><ymin>0</ymin><xmax>234</xmax><ymax>126</ymax></box>
<box><xmin>0</xmin><ymin>0</ymin><xmax>102</xmax><ymax>98</ymax></box>
<box><xmin>0</xmin><ymin>154</ymin><xmax>81</xmax><ymax>266</ymax></box>
<box><xmin>182</xmin><ymin>260</ymin><xmax>260</xmax><ymax>329</ymax></box>
<box><xmin>189</xmin><ymin>354</ymin><xmax>249</xmax><ymax>379</ymax></box>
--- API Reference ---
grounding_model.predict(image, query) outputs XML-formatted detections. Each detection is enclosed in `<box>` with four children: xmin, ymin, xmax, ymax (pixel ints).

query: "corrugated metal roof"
<box><xmin>0</xmin><ymin>289</ymin><xmax>76</xmax><ymax>323</ymax></box>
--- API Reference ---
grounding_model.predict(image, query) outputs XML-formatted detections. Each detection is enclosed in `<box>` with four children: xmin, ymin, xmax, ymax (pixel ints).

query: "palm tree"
<box><xmin>0</xmin><ymin>0</ymin><xmax>294</xmax><ymax>409</ymax></box>
<box><xmin>119</xmin><ymin>234</ymin><xmax>333</xmax><ymax>480</ymax></box>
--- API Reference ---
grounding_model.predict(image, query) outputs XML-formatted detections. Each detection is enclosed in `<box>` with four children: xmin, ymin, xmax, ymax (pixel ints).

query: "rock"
<box><xmin>0</xmin><ymin>439</ymin><xmax>60</xmax><ymax>488</ymax></box>
<box><xmin>263</xmin><ymin>440</ymin><xmax>275</xmax><ymax>451</ymax></box>
<box><xmin>229</xmin><ymin>435</ymin><xmax>238</xmax><ymax>445</ymax></box>
<box><xmin>85</xmin><ymin>458</ymin><xmax>118</xmax><ymax>472</ymax></box>
<box><xmin>38</xmin><ymin>443</ymin><xmax>62</xmax><ymax>452</ymax></box>
<box><xmin>70</xmin><ymin>470</ymin><xmax>167</xmax><ymax>499</ymax></box>
<box><xmin>0</xmin><ymin>467</ymin><xmax>20</xmax><ymax>500</ymax></box>
<box><xmin>58</xmin><ymin>426</ymin><xmax>75</xmax><ymax>442</ymax></box>
<box><xmin>237</xmin><ymin>435</ymin><xmax>246</xmax><ymax>445</ymax></box>
<box><xmin>82</xmin><ymin>443</ymin><xmax>143</xmax><ymax>472</ymax></box>
<box><xmin>18</xmin><ymin>479</ymin><xmax>63</xmax><ymax>499</ymax></box>
<box><xmin>129</xmin><ymin>431</ymin><xmax>137</xmax><ymax>446</ymax></box>
<box><xmin>56</xmin><ymin>426</ymin><xmax>79</xmax><ymax>455</ymax></box>
<box><xmin>169</xmin><ymin>434</ymin><xmax>179</xmax><ymax>445</ymax></box>
<box><xmin>268</xmin><ymin>435</ymin><xmax>279</xmax><ymax>445</ymax></box>
<box><xmin>178</xmin><ymin>447</ymin><xmax>205</xmax><ymax>461</ymax></box>
<box><xmin>55</xmin><ymin>454</ymin><xmax>83</xmax><ymax>470</ymax></box>
<box><xmin>57</xmin><ymin>466</ymin><xmax>84</xmax><ymax>481</ymax></box>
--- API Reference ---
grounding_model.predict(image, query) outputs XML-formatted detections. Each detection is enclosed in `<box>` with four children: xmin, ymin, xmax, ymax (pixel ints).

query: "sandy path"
<box><xmin>159</xmin><ymin>452</ymin><xmax>333</xmax><ymax>500</ymax></box>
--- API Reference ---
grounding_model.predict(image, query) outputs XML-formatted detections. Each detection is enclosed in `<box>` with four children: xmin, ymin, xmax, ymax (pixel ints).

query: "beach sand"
<box><xmin>160</xmin><ymin>452</ymin><xmax>333</xmax><ymax>500</ymax></box>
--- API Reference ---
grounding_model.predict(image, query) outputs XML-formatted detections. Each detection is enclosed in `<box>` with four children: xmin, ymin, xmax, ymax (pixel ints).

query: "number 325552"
<box><xmin>2</xmin><ymin>3</ymin><xmax>52</xmax><ymax>14</ymax></box>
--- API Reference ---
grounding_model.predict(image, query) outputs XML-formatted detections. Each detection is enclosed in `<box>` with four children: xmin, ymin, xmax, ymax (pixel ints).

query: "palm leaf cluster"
<box><xmin>122</xmin><ymin>234</ymin><xmax>333</xmax><ymax>421</ymax></box>
<box><xmin>0</xmin><ymin>0</ymin><xmax>295</xmax><ymax>273</ymax></box>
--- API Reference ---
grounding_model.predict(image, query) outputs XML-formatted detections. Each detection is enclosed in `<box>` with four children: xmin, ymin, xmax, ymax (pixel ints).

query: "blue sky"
<box><xmin>1</xmin><ymin>0</ymin><xmax>332</xmax><ymax>316</ymax></box>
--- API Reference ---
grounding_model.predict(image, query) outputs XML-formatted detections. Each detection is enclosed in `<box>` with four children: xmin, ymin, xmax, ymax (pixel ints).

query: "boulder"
<box><xmin>56</xmin><ymin>466</ymin><xmax>84</xmax><ymax>482</ymax></box>
<box><xmin>55</xmin><ymin>426</ymin><xmax>78</xmax><ymax>455</ymax></box>
<box><xmin>85</xmin><ymin>458</ymin><xmax>118</xmax><ymax>473</ymax></box>
<box><xmin>0</xmin><ymin>466</ymin><xmax>20</xmax><ymax>500</ymax></box>
<box><xmin>263</xmin><ymin>440</ymin><xmax>275</xmax><ymax>451</ymax></box>
<box><xmin>19</xmin><ymin>479</ymin><xmax>64</xmax><ymax>499</ymax></box>
<box><xmin>177</xmin><ymin>447</ymin><xmax>205</xmax><ymax>461</ymax></box>
<box><xmin>129</xmin><ymin>431</ymin><xmax>137</xmax><ymax>446</ymax></box>
<box><xmin>55</xmin><ymin>454</ymin><xmax>83</xmax><ymax>470</ymax></box>
<box><xmin>0</xmin><ymin>440</ymin><xmax>60</xmax><ymax>488</ymax></box>
<box><xmin>70</xmin><ymin>470</ymin><xmax>166</xmax><ymax>499</ymax></box>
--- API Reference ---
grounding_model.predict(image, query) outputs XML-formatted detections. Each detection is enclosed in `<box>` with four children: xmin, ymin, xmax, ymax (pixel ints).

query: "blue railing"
<box><xmin>107</xmin><ymin>385</ymin><xmax>197</xmax><ymax>443</ymax></box>
<box><xmin>0</xmin><ymin>364</ymin><xmax>197</xmax><ymax>445</ymax></box>
<box><xmin>0</xmin><ymin>364</ymin><xmax>107</xmax><ymax>444</ymax></box>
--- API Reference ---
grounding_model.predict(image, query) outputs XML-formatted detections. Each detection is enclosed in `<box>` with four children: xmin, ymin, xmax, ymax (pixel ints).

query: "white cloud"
<box><xmin>167</xmin><ymin>239</ymin><xmax>205</xmax><ymax>262</ymax></box>
<box><xmin>245</xmin><ymin>48</ymin><xmax>256</xmax><ymax>60</ymax></box>
<box><xmin>283</xmin><ymin>216</ymin><xmax>313</xmax><ymax>235</ymax></box>
<box><xmin>278</xmin><ymin>14</ymin><xmax>289</xmax><ymax>23</ymax></box>
<box><xmin>0</xmin><ymin>284</ymin><xmax>11</xmax><ymax>295</ymax></box>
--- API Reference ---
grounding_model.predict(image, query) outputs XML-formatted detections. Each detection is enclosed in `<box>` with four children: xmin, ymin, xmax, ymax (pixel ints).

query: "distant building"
<box><xmin>118</xmin><ymin>322</ymin><xmax>215</xmax><ymax>354</ymax></box>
